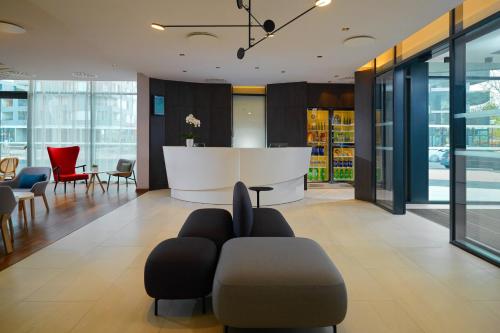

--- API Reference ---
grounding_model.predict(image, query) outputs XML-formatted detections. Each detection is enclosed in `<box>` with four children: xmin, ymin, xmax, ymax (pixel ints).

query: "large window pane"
<box><xmin>375</xmin><ymin>71</ymin><xmax>394</xmax><ymax>210</ymax></box>
<box><xmin>93</xmin><ymin>81</ymin><xmax>137</xmax><ymax>171</ymax></box>
<box><xmin>31</xmin><ymin>81</ymin><xmax>92</xmax><ymax>167</ymax></box>
<box><xmin>428</xmin><ymin>51</ymin><xmax>450</xmax><ymax>201</ymax></box>
<box><xmin>454</xmin><ymin>24</ymin><xmax>500</xmax><ymax>262</ymax></box>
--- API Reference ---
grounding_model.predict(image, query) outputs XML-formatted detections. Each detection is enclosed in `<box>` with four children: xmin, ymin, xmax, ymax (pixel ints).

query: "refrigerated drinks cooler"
<box><xmin>306</xmin><ymin>109</ymin><xmax>355</xmax><ymax>183</ymax></box>
<box><xmin>332</xmin><ymin>110</ymin><xmax>355</xmax><ymax>182</ymax></box>
<box><xmin>307</xmin><ymin>109</ymin><xmax>330</xmax><ymax>182</ymax></box>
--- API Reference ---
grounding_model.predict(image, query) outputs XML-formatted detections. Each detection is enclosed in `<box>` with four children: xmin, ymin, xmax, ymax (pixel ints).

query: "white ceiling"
<box><xmin>0</xmin><ymin>0</ymin><xmax>461</xmax><ymax>85</ymax></box>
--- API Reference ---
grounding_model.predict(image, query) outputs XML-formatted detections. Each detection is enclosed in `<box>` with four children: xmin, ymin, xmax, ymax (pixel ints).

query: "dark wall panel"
<box><xmin>149</xmin><ymin>79</ymin><xmax>167</xmax><ymax>190</ymax></box>
<box><xmin>149</xmin><ymin>79</ymin><xmax>232</xmax><ymax>189</ymax></box>
<box><xmin>354</xmin><ymin>69</ymin><xmax>375</xmax><ymax>202</ymax></box>
<box><xmin>408</xmin><ymin>62</ymin><xmax>429</xmax><ymax>203</ymax></box>
<box><xmin>266</xmin><ymin>82</ymin><xmax>308</xmax><ymax>147</ymax></box>
<box><xmin>307</xmin><ymin>83</ymin><xmax>355</xmax><ymax>109</ymax></box>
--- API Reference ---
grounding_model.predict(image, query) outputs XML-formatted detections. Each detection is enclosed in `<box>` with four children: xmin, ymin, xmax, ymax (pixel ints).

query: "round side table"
<box><xmin>248</xmin><ymin>186</ymin><xmax>273</xmax><ymax>208</ymax></box>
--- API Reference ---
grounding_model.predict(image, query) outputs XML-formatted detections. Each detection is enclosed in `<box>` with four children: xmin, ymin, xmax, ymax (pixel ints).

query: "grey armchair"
<box><xmin>0</xmin><ymin>186</ymin><xmax>17</xmax><ymax>254</ymax></box>
<box><xmin>1</xmin><ymin>167</ymin><xmax>52</xmax><ymax>212</ymax></box>
<box><xmin>106</xmin><ymin>159</ymin><xmax>136</xmax><ymax>191</ymax></box>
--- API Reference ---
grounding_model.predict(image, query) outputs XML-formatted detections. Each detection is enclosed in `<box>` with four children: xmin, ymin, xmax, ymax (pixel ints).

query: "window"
<box><xmin>453</xmin><ymin>23</ymin><xmax>500</xmax><ymax>262</ymax></box>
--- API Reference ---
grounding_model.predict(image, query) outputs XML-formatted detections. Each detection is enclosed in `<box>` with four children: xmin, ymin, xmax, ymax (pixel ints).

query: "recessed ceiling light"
<box><xmin>343</xmin><ymin>35</ymin><xmax>376</xmax><ymax>47</ymax></box>
<box><xmin>334</xmin><ymin>75</ymin><xmax>340</xmax><ymax>78</ymax></box>
<box><xmin>182</xmin><ymin>70</ymin><xmax>187</xmax><ymax>73</ymax></box>
<box><xmin>315</xmin><ymin>0</ymin><xmax>332</xmax><ymax>7</ymax></box>
<box><xmin>341</xmin><ymin>27</ymin><xmax>350</xmax><ymax>32</ymax></box>
<box><xmin>179</xmin><ymin>53</ymin><xmax>185</xmax><ymax>56</ymax></box>
<box><xmin>0</xmin><ymin>21</ymin><xmax>26</xmax><ymax>34</ymax></box>
<box><xmin>255</xmin><ymin>66</ymin><xmax>260</xmax><ymax>69</ymax></box>
<box><xmin>216</xmin><ymin>66</ymin><xmax>221</xmax><ymax>69</ymax></box>
<box><xmin>248</xmin><ymin>112</ymin><xmax>252</xmax><ymax>115</ymax></box>
<box><xmin>328</xmin><ymin>81</ymin><xmax>332</xmax><ymax>83</ymax></box>
<box><xmin>317</xmin><ymin>55</ymin><xmax>323</xmax><ymax>58</ymax></box>
<box><xmin>281</xmin><ymin>70</ymin><xmax>286</xmax><ymax>74</ymax></box>
<box><xmin>151</xmin><ymin>23</ymin><xmax>165</xmax><ymax>31</ymax></box>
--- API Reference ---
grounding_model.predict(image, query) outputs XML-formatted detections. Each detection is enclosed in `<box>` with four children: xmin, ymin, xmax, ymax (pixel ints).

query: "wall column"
<box><xmin>136</xmin><ymin>73</ymin><xmax>150</xmax><ymax>190</ymax></box>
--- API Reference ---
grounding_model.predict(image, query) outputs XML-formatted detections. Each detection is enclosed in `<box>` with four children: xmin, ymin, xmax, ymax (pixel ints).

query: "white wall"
<box><xmin>232</xmin><ymin>95</ymin><xmax>266</xmax><ymax>148</ymax></box>
<box><xmin>136</xmin><ymin>73</ymin><xmax>149</xmax><ymax>189</ymax></box>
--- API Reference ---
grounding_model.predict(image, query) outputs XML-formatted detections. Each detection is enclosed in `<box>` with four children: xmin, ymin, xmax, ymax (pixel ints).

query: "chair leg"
<box><xmin>154</xmin><ymin>299</ymin><xmax>159</xmax><ymax>316</ymax></box>
<box><xmin>224</xmin><ymin>326</ymin><xmax>228</xmax><ymax>333</ymax></box>
<box><xmin>8</xmin><ymin>217</ymin><xmax>14</xmax><ymax>242</ymax></box>
<box><xmin>85</xmin><ymin>179</ymin><xmax>88</xmax><ymax>187</ymax></box>
<box><xmin>54</xmin><ymin>181</ymin><xmax>58</xmax><ymax>192</ymax></box>
<box><xmin>30</xmin><ymin>198</ymin><xmax>35</xmax><ymax>219</ymax></box>
<box><xmin>64</xmin><ymin>182</ymin><xmax>67</xmax><ymax>193</ymax></box>
<box><xmin>133</xmin><ymin>170</ymin><xmax>137</xmax><ymax>186</ymax></box>
<box><xmin>107</xmin><ymin>175</ymin><xmax>111</xmax><ymax>191</ymax></box>
<box><xmin>73</xmin><ymin>180</ymin><xmax>76</xmax><ymax>189</ymax></box>
<box><xmin>201</xmin><ymin>296</ymin><xmax>206</xmax><ymax>314</ymax></box>
<box><xmin>1</xmin><ymin>215</ymin><xmax>13</xmax><ymax>254</ymax></box>
<box><xmin>126</xmin><ymin>177</ymin><xmax>128</xmax><ymax>187</ymax></box>
<box><xmin>117</xmin><ymin>176</ymin><xmax>120</xmax><ymax>191</ymax></box>
<box><xmin>42</xmin><ymin>194</ymin><xmax>49</xmax><ymax>212</ymax></box>
<box><xmin>333</xmin><ymin>325</ymin><xmax>337</xmax><ymax>333</ymax></box>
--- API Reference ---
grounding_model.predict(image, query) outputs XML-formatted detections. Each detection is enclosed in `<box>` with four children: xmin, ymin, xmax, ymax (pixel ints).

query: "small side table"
<box><xmin>85</xmin><ymin>171</ymin><xmax>106</xmax><ymax>194</ymax></box>
<box><xmin>248</xmin><ymin>186</ymin><xmax>273</xmax><ymax>208</ymax></box>
<box><xmin>14</xmin><ymin>191</ymin><xmax>35</xmax><ymax>228</ymax></box>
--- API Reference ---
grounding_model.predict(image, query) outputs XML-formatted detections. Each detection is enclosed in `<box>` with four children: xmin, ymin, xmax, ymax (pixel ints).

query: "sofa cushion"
<box><xmin>19</xmin><ymin>174</ymin><xmax>46</xmax><ymax>189</ymax></box>
<box><xmin>178</xmin><ymin>208</ymin><xmax>234</xmax><ymax>252</ymax></box>
<box><xmin>232</xmin><ymin>181</ymin><xmax>253</xmax><ymax>237</ymax></box>
<box><xmin>251</xmin><ymin>208</ymin><xmax>295</xmax><ymax>237</ymax></box>
<box><xmin>213</xmin><ymin>237</ymin><xmax>348</xmax><ymax>328</ymax></box>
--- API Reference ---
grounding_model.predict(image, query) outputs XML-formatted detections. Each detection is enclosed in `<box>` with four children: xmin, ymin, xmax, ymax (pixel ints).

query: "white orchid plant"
<box><xmin>183</xmin><ymin>114</ymin><xmax>201</xmax><ymax>139</ymax></box>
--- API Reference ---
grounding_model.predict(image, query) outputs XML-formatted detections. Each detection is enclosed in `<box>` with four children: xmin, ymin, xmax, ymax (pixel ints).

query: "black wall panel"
<box><xmin>354</xmin><ymin>69</ymin><xmax>375</xmax><ymax>202</ymax></box>
<box><xmin>149</xmin><ymin>79</ymin><xmax>232</xmax><ymax>189</ymax></box>
<box><xmin>307</xmin><ymin>83</ymin><xmax>355</xmax><ymax>108</ymax></box>
<box><xmin>266</xmin><ymin>82</ymin><xmax>308</xmax><ymax>147</ymax></box>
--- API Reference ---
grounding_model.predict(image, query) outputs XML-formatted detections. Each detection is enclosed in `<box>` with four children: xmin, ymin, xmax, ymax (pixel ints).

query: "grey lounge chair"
<box><xmin>0</xmin><ymin>186</ymin><xmax>17</xmax><ymax>254</ymax></box>
<box><xmin>106</xmin><ymin>159</ymin><xmax>137</xmax><ymax>191</ymax></box>
<box><xmin>1</xmin><ymin>167</ymin><xmax>52</xmax><ymax>212</ymax></box>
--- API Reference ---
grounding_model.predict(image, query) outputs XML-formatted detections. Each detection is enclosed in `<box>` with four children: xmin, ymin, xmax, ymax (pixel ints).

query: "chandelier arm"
<box><xmin>271</xmin><ymin>5</ymin><xmax>317</xmax><ymax>35</ymax></box>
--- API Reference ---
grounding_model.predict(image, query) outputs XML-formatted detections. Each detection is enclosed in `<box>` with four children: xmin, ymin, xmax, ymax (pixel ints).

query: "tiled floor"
<box><xmin>0</xmin><ymin>189</ymin><xmax>498</xmax><ymax>333</ymax></box>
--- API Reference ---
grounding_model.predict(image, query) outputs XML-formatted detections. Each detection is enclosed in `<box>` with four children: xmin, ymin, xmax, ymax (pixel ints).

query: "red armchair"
<box><xmin>47</xmin><ymin>146</ymin><xmax>89</xmax><ymax>193</ymax></box>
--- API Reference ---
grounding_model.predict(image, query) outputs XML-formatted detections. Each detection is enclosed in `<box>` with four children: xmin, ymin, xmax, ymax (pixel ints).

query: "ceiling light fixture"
<box><xmin>315</xmin><ymin>0</ymin><xmax>332</xmax><ymax>7</ymax></box>
<box><xmin>151</xmin><ymin>23</ymin><xmax>165</xmax><ymax>31</ymax></box>
<box><xmin>343</xmin><ymin>35</ymin><xmax>376</xmax><ymax>47</ymax></box>
<box><xmin>0</xmin><ymin>21</ymin><xmax>26</xmax><ymax>34</ymax></box>
<box><xmin>151</xmin><ymin>0</ymin><xmax>331</xmax><ymax>60</ymax></box>
<box><xmin>341</xmin><ymin>27</ymin><xmax>350</xmax><ymax>32</ymax></box>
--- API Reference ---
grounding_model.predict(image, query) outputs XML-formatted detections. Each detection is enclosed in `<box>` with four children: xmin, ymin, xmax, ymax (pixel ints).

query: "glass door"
<box><xmin>452</xmin><ymin>21</ymin><xmax>500</xmax><ymax>264</ymax></box>
<box><xmin>375</xmin><ymin>71</ymin><xmax>395</xmax><ymax>210</ymax></box>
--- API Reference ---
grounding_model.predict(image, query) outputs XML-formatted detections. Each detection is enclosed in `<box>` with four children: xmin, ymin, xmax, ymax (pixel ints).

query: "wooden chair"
<box><xmin>106</xmin><ymin>159</ymin><xmax>136</xmax><ymax>191</ymax></box>
<box><xmin>0</xmin><ymin>186</ymin><xmax>16</xmax><ymax>254</ymax></box>
<box><xmin>0</xmin><ymin>157</ymin><xmax>19</xmax><ymax>181</ymax></box>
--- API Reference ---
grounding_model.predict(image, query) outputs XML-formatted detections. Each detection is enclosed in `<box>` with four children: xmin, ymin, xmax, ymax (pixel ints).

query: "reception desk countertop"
<box><xmin>163</xmin><ymin>147</ymin><xmax>311</xmax><ymax>205</ymax></box>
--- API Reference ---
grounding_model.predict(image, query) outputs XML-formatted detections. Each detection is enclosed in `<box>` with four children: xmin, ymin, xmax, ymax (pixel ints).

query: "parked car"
<box><xmin>440</xmin><ymin>150</ymin><xmax>449</xmax><ymax>168</ymax></box>
<box><xmin>429</xmin><ymin>148</ymin><xmax>449</xmax><ymax>162</ymax></box>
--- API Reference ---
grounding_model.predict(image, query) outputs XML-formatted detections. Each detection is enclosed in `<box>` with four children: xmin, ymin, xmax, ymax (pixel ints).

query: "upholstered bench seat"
<box><xmin>144</xmin><ymin>237</ymin><xmax>218</xmax><ymax>315</ymax></box>
<box><xmin>212</xmin><ymin>237</ymin><xmax>347</xmax><ymax>330</ymax></box>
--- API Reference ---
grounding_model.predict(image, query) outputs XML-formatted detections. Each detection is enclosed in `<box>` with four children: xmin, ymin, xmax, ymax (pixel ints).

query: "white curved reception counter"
<box><xmin>163</xmin><ymin>147</ymin><xmax>312</xmax><ymax>205</ymax></box>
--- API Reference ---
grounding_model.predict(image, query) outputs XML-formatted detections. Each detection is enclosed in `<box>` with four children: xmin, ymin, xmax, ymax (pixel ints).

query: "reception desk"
<box><xmin>163</xmin><ymin>147</ymin><xmax>311</xmax><ymax>205</ymax></box>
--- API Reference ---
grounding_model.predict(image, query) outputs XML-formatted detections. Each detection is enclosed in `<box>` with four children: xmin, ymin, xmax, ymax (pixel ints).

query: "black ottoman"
<box><xmin>178</xmin><ymin>208</ymin><xmax>234</xmax><ymax>252</ymax></box>
<box><xmin>144</xmin><ymin>237</ymin><xmax>218</xmax><ymax>315</ymax></box>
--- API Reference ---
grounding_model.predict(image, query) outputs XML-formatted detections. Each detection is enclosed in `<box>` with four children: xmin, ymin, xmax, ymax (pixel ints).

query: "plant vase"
<box><xmin>186</xmin><ymin>138</ymin><xmax>194</xmax><ymax>147</ymax></box>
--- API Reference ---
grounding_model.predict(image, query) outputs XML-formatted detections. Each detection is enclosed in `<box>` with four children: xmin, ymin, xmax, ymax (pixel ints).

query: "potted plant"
<box><xmin>184</xmin><ymin>114</ymin><xmax>201</xmax><ymax>147</ymax></box>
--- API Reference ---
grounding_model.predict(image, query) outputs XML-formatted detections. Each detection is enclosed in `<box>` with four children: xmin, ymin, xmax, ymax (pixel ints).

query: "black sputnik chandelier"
<box><xmin>151</xmin><ymin>0</ymin><xmax>332</xmax><ymax>59</ymax></box>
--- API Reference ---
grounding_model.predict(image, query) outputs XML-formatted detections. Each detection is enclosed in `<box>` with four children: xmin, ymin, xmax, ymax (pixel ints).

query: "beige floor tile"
<box><xmin>0</xmin><ymin>301</ymin><xmax>93</xmax><ymax>333</ymax></box>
